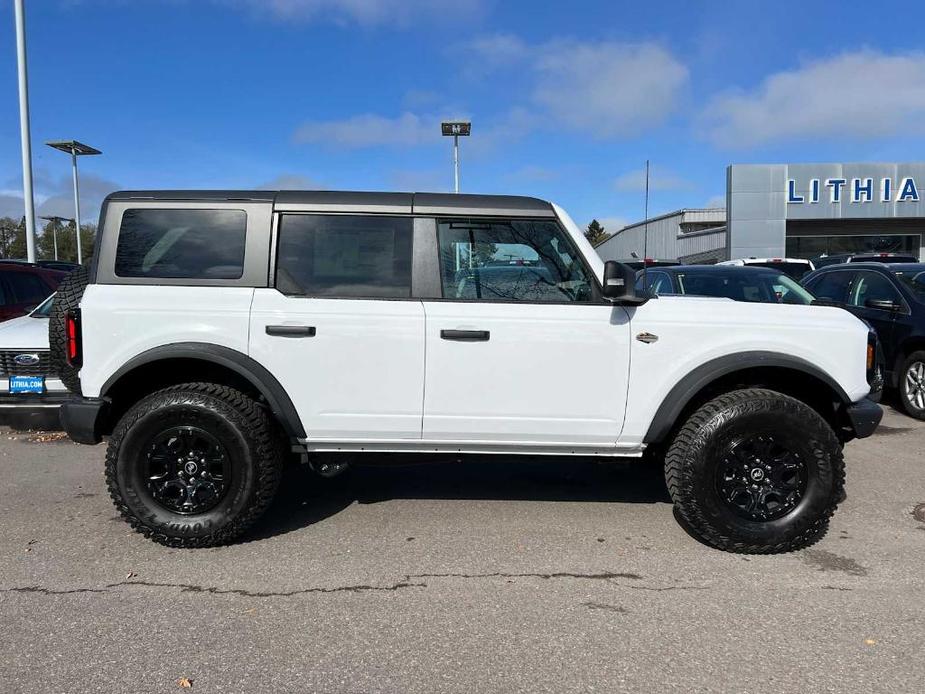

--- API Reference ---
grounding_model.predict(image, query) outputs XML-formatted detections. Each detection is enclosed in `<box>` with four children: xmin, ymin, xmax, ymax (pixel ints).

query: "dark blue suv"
<box><xmin>802</xmin><ymin>263</ymin><xmax>925</xmax><ymax>420</ymax></box>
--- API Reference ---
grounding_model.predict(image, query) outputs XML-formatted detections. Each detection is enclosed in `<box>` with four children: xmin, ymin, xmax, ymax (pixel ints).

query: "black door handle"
<box><xmin>440</xmin><ymin>329</ymin><xmax>490</xmax><ymax>341</ymax></box>
<box><xmin>266</xmin><ymin>325</ymin><xmax>316</xmax><ymax>337</ymax></box>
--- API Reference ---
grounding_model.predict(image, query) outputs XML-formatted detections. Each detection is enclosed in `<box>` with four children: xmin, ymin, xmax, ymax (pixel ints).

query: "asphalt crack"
<box><xmin>1</xmin><ymin>570</ymin><xmax>712</xmax><ymax>598</ymax></box>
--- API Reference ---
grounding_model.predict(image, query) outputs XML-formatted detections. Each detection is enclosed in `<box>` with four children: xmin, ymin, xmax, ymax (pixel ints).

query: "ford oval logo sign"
<box><xmin>14</xmin><ymin>353</ymin><xmax>40</xmax><ymax>366</ymax></box>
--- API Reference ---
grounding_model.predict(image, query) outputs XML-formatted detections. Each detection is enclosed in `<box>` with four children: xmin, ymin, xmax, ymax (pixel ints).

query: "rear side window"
<box><xmin>115</xmin><ymin>209</ymin><xmax>247</xmax><ymax>279</ymax></box>
<box><xmin>275</xmin><ymin>215</ymin><xmax>413</xmax><ymax>298</ymax></box>
<box><xmin>3</xmin><ymin>271</ymin><xmax>49</xmax><ymax>304</ymax></box>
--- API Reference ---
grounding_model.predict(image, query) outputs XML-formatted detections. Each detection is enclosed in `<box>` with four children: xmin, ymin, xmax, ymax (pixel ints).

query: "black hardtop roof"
<box><xmin>104</xmin><ymin>190</ymin><xmax>556</xmax><ymax>217</ymax></box>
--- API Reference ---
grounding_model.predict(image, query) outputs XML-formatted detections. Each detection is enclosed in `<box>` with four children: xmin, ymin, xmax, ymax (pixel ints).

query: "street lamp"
<box><xmin>39</xmin><ymin>215</ymin><xmax>73</xmax><ymax>261</ymax></box>
<box><xmin>441</xmin><ymin>121</ymin><xmax>471</xmax><ymax>194</ymax></box>
<box><xmin>46</xmin><ymin>140</ymin><xmax>101</xmax><ymax>265</ymax></box>
<box><xmin>14</xmin><ymin>0</ymin><xmax>37</xmax><ymax>263</ymax></box>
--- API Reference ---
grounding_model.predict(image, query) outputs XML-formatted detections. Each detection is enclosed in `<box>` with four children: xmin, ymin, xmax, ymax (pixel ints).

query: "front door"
<box><xmin>421</xmin><ymin>218</ymin><xmax>631</xmax><ymax>447</ymax></box>
<box><xmin>249</xmin><ymin>213</ymin><xmax>424</xmax><ymax>441</ymax></box>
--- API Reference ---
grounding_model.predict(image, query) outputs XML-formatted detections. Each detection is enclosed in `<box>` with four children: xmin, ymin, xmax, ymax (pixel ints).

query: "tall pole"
<box><xmin>14</xmin><ymin>0</ymin><xmax>36</xmax><ymax>263</ymax></box>
<box><xmin>71</xmin><ymin>149</ymin><xmax>83</xmax><ymax>264</ymax></box>
<box><xmin>453</xmin><ymin>135</ymin><xmax>459</xmax><ymax>194</ymax></box>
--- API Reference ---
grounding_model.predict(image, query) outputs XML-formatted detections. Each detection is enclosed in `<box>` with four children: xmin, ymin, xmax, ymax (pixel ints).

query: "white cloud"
<box><xmin>0</xmin><ymin>173</ymin><xmax>119</xmax><ymax>224</ymax></box>
<box><xmin>532</xmin><ymin>41</ymin><xmax>688</xmax><ymax>137</ymax></box>
<box><xmin>704</xmin><ymin>194</ymin><xmax>726</xmax><ymax>209</ymax></box>
<box><xmin>220</xmin><ymin>0</ymin><xmax>485</xmax><ymax>26</ymax></box>
<box><xmin>257</xmin><ymin>174</ymin><xmax>325</xmax><ymax>189</ymax></box>
<box><xmin>701</xmin><ymin>49</ymin><xmax>925</xmax><ymax>148</ymax></box>
<box><xmin>614</xmin><ymin>166</ymin><xmax>692</xmax><ymax>192</ymax></box>
<box><xmin>460</xmin><ymin>36</ymin><xmax>689</xmax><ymax>138</ymax></box>
<box><xmin>294</xmin><ymin>112</ymin><xmax>441</xmax><ymax>148</ymax></box>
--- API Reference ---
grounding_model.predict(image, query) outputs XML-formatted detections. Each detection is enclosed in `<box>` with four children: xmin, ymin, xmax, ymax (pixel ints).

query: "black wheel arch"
<box><xmin>99</xmin><ymin>343</ymin><xmax>305</xmax><ymax>440</ymax></box>
<box><xmin>643</xmin><ymin>351</ymin><xmax>853</xmax><ymax>445</ymax></box>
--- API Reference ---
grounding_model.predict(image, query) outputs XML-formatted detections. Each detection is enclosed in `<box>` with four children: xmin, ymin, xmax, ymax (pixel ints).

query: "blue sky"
<box><xmin>2</xmin><ymin>0</ymin><xmax>925</xmax><ymax>232</ymax></box>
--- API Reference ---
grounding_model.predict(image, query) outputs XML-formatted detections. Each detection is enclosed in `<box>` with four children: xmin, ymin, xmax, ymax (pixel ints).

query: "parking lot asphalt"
<box><xmin>0</xmin><ymin>404</ymin><xmax>923</xmax><ymax>693</ymax></box>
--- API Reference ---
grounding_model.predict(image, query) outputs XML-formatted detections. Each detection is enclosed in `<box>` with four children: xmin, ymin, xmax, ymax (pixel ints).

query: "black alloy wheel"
<box><xmin>715</xmin><ymin>434</ymin><xmax>808</xmax><ymax>522</ymax></box>
<box><xmin>146</xmin><ymin>426</ymin><xmax>229</xmax><ymax>514</ymax></box>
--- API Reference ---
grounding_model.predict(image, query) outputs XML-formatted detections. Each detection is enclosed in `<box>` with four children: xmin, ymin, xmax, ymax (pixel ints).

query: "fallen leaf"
<box><xmin>864</xmin><ymin>639</ymin><xmax>877</xmax><ymax>646</ymax></box>
<box><xmin>126</xmin><ymin>572</ymin><xmax>137</xmax><ymax>580</ymax></box>
<box><xmin>177</xmin><ymin>677</ymin><xmax>193</xmax><ymax>688</ymax></box>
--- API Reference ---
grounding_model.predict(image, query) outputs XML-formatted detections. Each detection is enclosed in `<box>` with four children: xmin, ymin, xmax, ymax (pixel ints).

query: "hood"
<box><xmin>0</xmin><ymin>315</ymin><xmax>50</xmax><ymax>350</ymax></box>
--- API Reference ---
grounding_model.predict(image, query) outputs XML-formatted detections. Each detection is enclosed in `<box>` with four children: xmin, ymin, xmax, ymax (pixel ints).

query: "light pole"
<box><xmin>40</xmin><ymin>215</ymin><xmax>74</xmax><ymax>261</ymax></box>
<box><xmin>14</xmin><ymin>0</ymin><xmax>37</xmax><ymax>263</ymax></box>
<box><xmin>46</xmin><ymin>140</ymin><xmax>101</xmax><ymax>265</ymax></box>
<box><xmin>441</xmin><ymin>121</ymin><xmax>471</xmax><ymax>193</ymax></box>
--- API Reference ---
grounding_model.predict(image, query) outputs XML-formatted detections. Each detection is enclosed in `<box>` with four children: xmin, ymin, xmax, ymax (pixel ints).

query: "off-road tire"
<box><xmin>665</xmin><ymin>388</ymin><xmax>844</xmax><ymax>554</ymax></box>
<box><xmin>106</xmin><ymin>382</ymin><xmax>284</xmax><ymax>547</ymax></box>
<box><xmin>48</xmin><ymin>265</ymin><xmax>90</xmax><ymax>394</ymax></box>
<box><xmin>898</xmin><ymin>351</ymin><xmax>925</xmax><ymax>421</ymax></box>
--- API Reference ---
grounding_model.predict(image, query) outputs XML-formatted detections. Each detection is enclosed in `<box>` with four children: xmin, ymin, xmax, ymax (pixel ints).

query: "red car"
<box><xmin>0</xmin><ymin>263</ymin><xmax>68</xmax><ymax>321</ymax></box>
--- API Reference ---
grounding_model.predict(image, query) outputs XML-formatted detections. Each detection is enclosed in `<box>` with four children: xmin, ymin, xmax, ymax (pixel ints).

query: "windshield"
<box><xmin>746</xmin><ymin>261</ymin><xmax>811</xmax><ymax>280</ymax></box>
<box><xmin>675</xmin><ymin>271</ymin><xmax>815</xmax><ymax>305</ymax></box>
<box><xmin>30</xmin><ymin>294</ymin><xmax>54</xmax><ymax>318</ymax></box>
<box><xmin>894</xmin><ymin>268</ymin><xmax>925</xmax><ymax>302</ymax></box>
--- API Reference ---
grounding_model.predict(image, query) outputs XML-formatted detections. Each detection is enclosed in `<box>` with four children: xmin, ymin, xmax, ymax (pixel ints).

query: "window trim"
<box><xmin>431</xmin><ymin>216</ymin><xmax>604</xmax><ymax>305</ymax></box>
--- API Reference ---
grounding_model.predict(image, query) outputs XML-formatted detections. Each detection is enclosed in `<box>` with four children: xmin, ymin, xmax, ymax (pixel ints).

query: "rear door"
<box><xmin>420</xmin><ymin>217</ymin><xmax>631</xmax><ymax>448</ymax></box>
<box><xmin>249</xmin><ymin>213</ymin><xmax>425</xmax><ymax>441</ymax></box>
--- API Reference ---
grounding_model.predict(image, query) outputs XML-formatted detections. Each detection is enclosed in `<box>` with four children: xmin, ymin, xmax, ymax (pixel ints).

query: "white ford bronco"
<box><xmin>51</xmin><ymin>190</ymin><xmax>882</xmax><ymax>553</ymax></box>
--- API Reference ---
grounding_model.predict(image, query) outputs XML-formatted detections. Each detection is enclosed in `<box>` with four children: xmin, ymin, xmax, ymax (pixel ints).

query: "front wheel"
<box><xmin>898</xmin><ymin>351</ymin><xmax>925</xmax><ymax>420</ymax></box>
<box><xmin>664</xmin><ymin>388</ymin><xmax>844</xmax><ymax>554</ymax></box>
<box><xmin>106</xmin><ymin>382</ymin><xmax>284</xmax><ymax>547</ymax></box>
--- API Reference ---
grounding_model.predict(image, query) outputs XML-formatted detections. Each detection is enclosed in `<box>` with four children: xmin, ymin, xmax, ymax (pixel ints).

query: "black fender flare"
<box><xmin>643</xmin><ymin>351</ymin><xmax>851</xmax><ymax>444</ymax></box>
<box><xmin>100</xmin><ymin>343</ymin><xmax>306</xmax><ymax>439</ymax></box>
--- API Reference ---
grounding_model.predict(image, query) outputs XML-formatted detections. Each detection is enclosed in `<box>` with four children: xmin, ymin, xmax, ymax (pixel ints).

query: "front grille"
<box><xmin>0</xmin><ymin>350</ymin><xmax>54</xmax><ymax>376</ymax></box>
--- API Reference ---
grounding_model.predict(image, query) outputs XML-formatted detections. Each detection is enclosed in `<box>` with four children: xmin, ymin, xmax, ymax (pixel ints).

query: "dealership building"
<box><xmin>595</xmin><ymin>162</ymin><xmax>925</xmax><ymax>264</ymax></box>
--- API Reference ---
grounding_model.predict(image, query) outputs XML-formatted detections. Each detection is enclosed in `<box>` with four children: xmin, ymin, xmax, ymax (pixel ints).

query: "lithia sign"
<box><xmin>788</xmin><ymin>176</ymin><xmax>920</xmax><ymax>204</ymax></box>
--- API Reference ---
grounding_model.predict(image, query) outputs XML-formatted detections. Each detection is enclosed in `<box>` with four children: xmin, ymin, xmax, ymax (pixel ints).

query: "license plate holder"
<box><xmin>9</xmin><ymin>376</ymin><xmax>45</xmax><ymax>394</ymax></box>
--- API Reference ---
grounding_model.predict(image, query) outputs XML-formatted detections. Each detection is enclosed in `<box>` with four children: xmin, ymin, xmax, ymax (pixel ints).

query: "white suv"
<box><xmin>51</xmin><ymin>190</ymin><xmax>882</xmax><ymax>553</ymax></box>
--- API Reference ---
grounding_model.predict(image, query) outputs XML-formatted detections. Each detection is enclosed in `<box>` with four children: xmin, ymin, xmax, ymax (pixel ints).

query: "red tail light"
<box><xmin>65</xmin><ymin>310</ymin><xmax>81</xmax><ymax>366</ymax></box>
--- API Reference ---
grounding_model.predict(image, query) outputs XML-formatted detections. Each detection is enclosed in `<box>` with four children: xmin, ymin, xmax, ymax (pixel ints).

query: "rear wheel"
<box><xmin>898</xmin><ymin>351</ymin><xmax>925</xmax><ymax>420</ymax></box>
<box><xmin>665</xmin><ymin>388</ymin><xmax>844</xmax><ymax>554</ymax></box>
<box><xmin>106</xmin><ymin>382</ymin><xmax>284</xmax><ymax>547</ymax></box>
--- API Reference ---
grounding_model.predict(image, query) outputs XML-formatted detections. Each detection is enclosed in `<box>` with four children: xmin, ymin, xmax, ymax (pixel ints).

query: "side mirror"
<box><xmin>603</xmin><ymin>261</ymin><xmax>646</xmax><ymax>304</ymax></box>
<box><xmin>864</xmin><ymin>298</ymin><xmax>901</xmax><ymax>312</ymax></box>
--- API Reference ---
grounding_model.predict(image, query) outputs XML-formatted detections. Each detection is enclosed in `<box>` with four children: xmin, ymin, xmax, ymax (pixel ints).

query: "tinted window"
<box><xmin>804</xmin><ymin>271</ymin><xmax>853</xmax><ymax>303</ymax></box>
<box><xmin>276</xmin><ymin>215</ymin><xmax>412</xmax><ymax>298</ymax></box>
<box><xmin>437</xmin><ymin>219</ymin><xmax>593</xmax><ymax>302</ymax></box>
<box><xmin>115</xmin><ymin>209</ymin><xmax>246</xmax><ymax>279</ymax></box>
<box><xmin>849</xmin><ymin>271</ymin><xmax>901</xmax><ymax>307</ymax></box>
<box><xmin>895</xmin><ymin>267</ymin><xmax>925</xmax><ymax>302</ymax></box>
<box><xmin>3</xmin><ymin>271</ymin><xmax>48</xmax><ymax>304</ymax></box>
<box><xmin>636</xmin><ymin>270</ymin><xmax>674</xmax><ymax>295</ymax></box>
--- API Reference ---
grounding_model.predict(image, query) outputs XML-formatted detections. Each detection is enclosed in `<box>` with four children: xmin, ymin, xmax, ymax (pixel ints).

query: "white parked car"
<box><xmin>0</xmin><ymin>294</ymin><xmax>70</xmax><ymax>411</ymax></box>
<box><xmin>718</xmin><ymin>257</ymin><xmax>815</xmax><ymax>280</ymax></box>
<box><xmin>50</xmin><ymin>191</ymin><xmax>882</xmax><ymax>553</ymax></box>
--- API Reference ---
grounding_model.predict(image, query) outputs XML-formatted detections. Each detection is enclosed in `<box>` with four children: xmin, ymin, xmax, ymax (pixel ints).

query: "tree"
<box><xmin>35</xmin><ymin>220</ymin><xmax>96</xmax><ymax>263</ymax></box>
<box><xmin>0</xmin><ymin>217</ymin><xmax>27</xmax><ymax>259</ymax></box>
<box><xmin>585</xmin><ymin>219</ymin><xmax>610</xmax><ymax>245</ymax></box>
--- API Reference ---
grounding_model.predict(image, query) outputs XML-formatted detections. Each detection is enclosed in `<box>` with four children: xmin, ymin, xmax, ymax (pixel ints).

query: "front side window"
<box><xmin>276</xmin><ymin>215</ymin><xmax>413</xmax><ymax>298</ymax></box>
<box><xmin>895</xmin><ymin>268</ymin><xmax>925</xmax><ymax>303</ymax></box>
<box><xmin>115</xmin><ymin>209</ymin><xmax>246</xmax><ymax>279</ymax></box>
<box><xmin>804</xmin><ymin>271</ymin><xmax>854</xmax><ymax>303</ymax></box>
<box><xmin>636</xmin><ymin>270</ymin><xmax>673</xmax><ymax>295</ymax></box>
<box><xmin>437</xmin><ymin>219</ymin><xmax>593</xmax><ymax>302</ymax></box>
<box><xmin>849</xmin><ymin>271</ymin><xmax>901</xmax><ymax>308</ymax></box>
